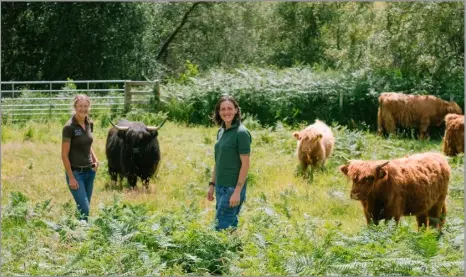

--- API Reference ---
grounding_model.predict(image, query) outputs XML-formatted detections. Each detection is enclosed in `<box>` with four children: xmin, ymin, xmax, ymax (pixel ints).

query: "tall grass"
<box><xmin>1</xmin><ymin>114</ymin><xmax>463</xmax><ymax>276</ymax></box>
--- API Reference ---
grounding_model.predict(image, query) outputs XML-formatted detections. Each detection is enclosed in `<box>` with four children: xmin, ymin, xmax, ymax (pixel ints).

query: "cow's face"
<box><xmin>119</xmin><ymin>124</ymin><xmax>158</xmax><ymax>155</ymax></box>
<box><xmin>340</xmin><ymin>161</ymin><xmax>389</xmax><ymax>200</ymax></box>
<box><xmin>447</xmin><ymin>102</ymin><xmax>463</xmax><ymax>115</ymax></box>
<box><xmin>293</xmin><ymin>131</ymin><xmax>322</xmax><ymax>153</ymax></box>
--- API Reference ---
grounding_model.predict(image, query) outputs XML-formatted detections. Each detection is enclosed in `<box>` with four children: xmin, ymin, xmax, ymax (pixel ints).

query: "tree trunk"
<box><xmin>155</xmin><ymin>2</ymin><xmax>204</xmax><ymax>62</ymax></box>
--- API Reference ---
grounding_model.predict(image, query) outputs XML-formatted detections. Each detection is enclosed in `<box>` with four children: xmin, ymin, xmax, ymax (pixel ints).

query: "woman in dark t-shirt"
<box><xmin>207</xmin><ymin>95</ymin><xmax>252</xmax><ymax>231</ymax></box>
<box><xmin>61</xmin><ymin>94</ymin><xmax>99</xmax><ymax>222</ymax></box>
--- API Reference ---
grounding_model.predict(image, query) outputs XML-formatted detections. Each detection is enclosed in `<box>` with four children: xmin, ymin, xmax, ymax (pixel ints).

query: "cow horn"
<box><xmin>110</xmin><ymin>121</ymin><xmax>129</xmax><ymax>131</ymax></box>
<box><xmin>146</xmin><ymin>118</ymin><xmax>168</xmax><ymax>131</ymax></box>
<box><xmin>376</xmin><ymin>161</ymin><xmax>390</xmax><ymax>170</ymax></box>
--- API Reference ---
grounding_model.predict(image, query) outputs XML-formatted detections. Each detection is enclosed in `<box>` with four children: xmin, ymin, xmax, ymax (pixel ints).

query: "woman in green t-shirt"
<box><xmin>207</xmin><ymin>95</ymin><xmax>252</xmax><ymax>231</ymax></box>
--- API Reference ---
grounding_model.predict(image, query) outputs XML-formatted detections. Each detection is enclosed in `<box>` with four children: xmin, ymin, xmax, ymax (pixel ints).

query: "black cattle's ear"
<box><xmin>339</xmin><ymin>164</ymin><xmax>349</xmax><ymax>176</ymax></box>
<box><xmin>149</xmin><ymin>130</ymin><xmax>159</xmax><ymax>138</ymax></box>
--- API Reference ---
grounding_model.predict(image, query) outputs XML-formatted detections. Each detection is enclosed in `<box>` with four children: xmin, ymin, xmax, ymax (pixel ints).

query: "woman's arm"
<box><xmin>62</xmin><ymin>141</ymin><xmax>78</xmax><ymax>189</ymax></box>
<box><xmin>230</xmin><ymin>154</ymin><xmax>250</xmax><ymax>207</ymax></box>
<box><xmin>236</xmin><ymin>154</ymin><xmax>250</xmax><ymax>190</ymax></box>
<box><xmin>207</xmin><ymin>165</ymin><xmax>216</xmax><ymax>201</ymax></box>
<box><xmin>90</xmin><ymin>146</ymin><xmax>99</xmax><ymax>170</ymax></box>
<box><xmin>90</xmin><ymin>146</ymin><xmax>98</xmax><ymax>163</ymax></box>
<box><xmin>211</xmin><ymin>166</ymin><xmax>216</xmax><ymax>184</ymax></box>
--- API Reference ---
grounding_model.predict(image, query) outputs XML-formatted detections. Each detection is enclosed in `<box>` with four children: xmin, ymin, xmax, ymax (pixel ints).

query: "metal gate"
<box><xmin>0</xmin><ymin>80</ymin><xmax>160</xmax><ymax>122</ymax></box>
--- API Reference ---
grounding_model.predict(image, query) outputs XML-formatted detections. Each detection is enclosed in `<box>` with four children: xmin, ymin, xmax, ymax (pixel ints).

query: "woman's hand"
<box><xmin>229</xmin><ymin>191</ymin><xmax>241</xmax><ymax>207</ymax></box>
<box><xmin>69</xmin><ymin>177</ymin><xmax>79</xmax><ymax>190</ymax></box>
<box><xmin>207</xmin><ymin>185</ymin><xmax>215</xmax><ymax>201</ymax></box>
<box><xmin>92</xmin><ymin>161</ymin><xmax>99</xmax><ymax>172</ymax></box>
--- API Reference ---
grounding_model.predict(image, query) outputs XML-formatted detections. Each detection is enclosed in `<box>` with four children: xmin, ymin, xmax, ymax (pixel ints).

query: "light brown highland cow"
<box><xmin>293</xmin><ymin>120</ymin><xmax>334</xmax><ymax>174</ymax></box>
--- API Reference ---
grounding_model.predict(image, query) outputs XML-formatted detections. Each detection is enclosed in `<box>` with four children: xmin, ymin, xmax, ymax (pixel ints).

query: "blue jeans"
<box><xmin>65</xmin><ymin>169</ymin><xmax>96</xmax><ymax>221</ymax></box>
<box><xmin>215</xmin><ymin>185</ymin><xmax>247</xmax><ymax>231</ymax></box>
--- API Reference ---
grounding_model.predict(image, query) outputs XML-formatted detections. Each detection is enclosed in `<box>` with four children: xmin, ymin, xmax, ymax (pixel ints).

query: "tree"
<box><xmin>1</xmin><ymin>2</ymin><xmax>147</xmax><ymax>81</ymax></box>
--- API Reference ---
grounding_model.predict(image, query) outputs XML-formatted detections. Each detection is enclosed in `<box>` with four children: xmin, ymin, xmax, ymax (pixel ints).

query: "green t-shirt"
<box><xmin>214</xmin><ymin>120</ymin><xmax>252</xmax><ymax>187</ymax></box>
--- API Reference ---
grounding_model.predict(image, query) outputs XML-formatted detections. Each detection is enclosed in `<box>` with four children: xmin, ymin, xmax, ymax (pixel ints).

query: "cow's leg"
<box><xmin>428</xmin><ymin>202</ymin><xmax>446</xmax><ymax>230</ymax></box>
<box><xmin>389</xmin><ymin>206</ymin><xmax>402</xmax><ymax>226</ymax></box>
<box><xmin>458</xmin><ymin>138</ymin><xmax>464</xmax><ymax>155</ymax></box>
<box><xmin>127</xmin><ymin>174</ymin><xmax>138</xmax><ymax>189</ymax></box>
<box><xmin>364</xmin><ymin>210</ymin><xmax>372</xmax><ymax>225</ymax></box>
<box><xmin>108</xmin><ymin>167</ymin><xmax>118</xmax><ymax>187</ymax></box>
<box><xmin>452</xmin><ymin>143</ymin><xmax>459</xmax><ymax>156</ymax></box>
<box><xmin>440</xmin><ymin>202</ymin><xmax>447</xmax><ymax>229</ymax></box>
<box><xmin>442</xmin><ymin>137</ymin><xmax>452</xmax><ymax>156</ymax></box>
<box><xmin>453</xmin><ymin>139</ymin><xmax>462</xmax><ymax>156</ymax></box>
<box><xmin>142</xmin><ymin>178</ymin><xmax>150</xmax><ymax>191</ymax></box>
<box><xmin>309</xmin><ymin>166</ymin><xmax>314</xmax><ymax>182</ymax></box>
<box><xmin>377</xmin><ymin>107</ymin><xmax>384</xmax><ymax>136</ymax></box>
<box><xmin>362</xmin><ymin>202</ymin><xmax>374</xmax><ymax>225</ymax></box>
<box><xmin>383</xmin><ymin>213</ymin><xmax>395</xmax><ymax>225</ymax></box>
<box><xmin>366</xmin><ymin>211</ymin><xmax>380</xmax><ymax>225</ymax></box>
<box><xmin>373</xmin><ymin>211</ymin><xmax>384</xmax><ymax>226</ymax></box>
<box><xmin>300</xmin><ymin>160</ymin><xmax>309</xmax><ymax>176</ymax></box>
<box><xmin>416</xmin><ymin>214</ymin><xmax>429</xmax><ymax>230</ymax></box>
<box><xmin>319</xmin><ymin>159</ymin><xmax>326</xmax><ymax>172</ymax></box>
<box><xmin>393</xmin><ymin>215</ymin><xmax>402</xmax><ymax>227</ymax></box>
<box><xmin>419</xmin><ymin>118</ymin><xmax>430</xmax><ymax>140</ymax></box>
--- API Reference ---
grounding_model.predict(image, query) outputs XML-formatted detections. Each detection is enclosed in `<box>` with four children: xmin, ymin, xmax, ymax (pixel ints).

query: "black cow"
<box><xmin>106</xmin><ymin>118</ymin><xmax>167</xmax><ymax>189</ymax></box>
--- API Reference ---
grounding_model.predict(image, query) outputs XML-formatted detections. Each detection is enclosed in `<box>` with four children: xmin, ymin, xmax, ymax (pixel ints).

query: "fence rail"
<box><xmin>1</xmin><ymin>80</ymin><xmax>159</xmax><ymax>122</ymax></box>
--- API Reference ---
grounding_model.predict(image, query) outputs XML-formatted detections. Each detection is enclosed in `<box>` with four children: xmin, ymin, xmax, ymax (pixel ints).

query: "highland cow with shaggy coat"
<box><xmin>377</xmin><ymin>92</ymin><xmax>462</xmax><ymax>140</ymax></box>
<box><xmin>293</xmin><ymin>120</ymin><xmax>334</xmax><ymax>174</ymax></box>
<box><xmin>442</xmin><ymin>113</ymin><xmax>464</xmax><ymax>156</ymax></box>
<box><xmin>339</xmin><ymin>152</ymin><xmax>450</xmax><ymax>230</ymax></box>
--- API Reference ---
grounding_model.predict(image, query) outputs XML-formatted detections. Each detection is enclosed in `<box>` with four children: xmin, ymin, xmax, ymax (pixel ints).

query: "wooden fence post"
<box><xmin>153</xmin><ymin>81</ymin><xmax>161</xmax><ymax>110</ymax></box>
<box><xmin>124</xmin><ymin>81</ymin><xmax>132</xmax><ymax>113</ymax></box>
<box><xmin>11</xmin><ymin>83</ymin><xmax>14</xmax><ymax>122</ymax></box>
<box><xmin>156</xmin><ymin>81</ymin><xmax>160</xmax><ymax>97</ymax></box>
<box><xmin>49</xmin><ymin>83</ymin><xmax>53</xmax><ymax>119</ymax></box>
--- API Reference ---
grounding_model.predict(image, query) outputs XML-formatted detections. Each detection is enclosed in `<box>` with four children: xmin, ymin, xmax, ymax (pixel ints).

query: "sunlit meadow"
<box><xmin>1</xmin><ymin>114</ymin><xmax>464</xmax><ymax>275</ymax></box>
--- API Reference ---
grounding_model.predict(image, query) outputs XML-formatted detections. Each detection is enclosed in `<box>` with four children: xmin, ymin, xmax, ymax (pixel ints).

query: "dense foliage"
<box><xmin>2</xmin><ymin>2</ymin><xmax>463</xmax><ymax>97</ymax></box>
<box><xmin>158</xmin><ymin>66</ymin><xmax>463</xmax><ymax>129</ymax></box>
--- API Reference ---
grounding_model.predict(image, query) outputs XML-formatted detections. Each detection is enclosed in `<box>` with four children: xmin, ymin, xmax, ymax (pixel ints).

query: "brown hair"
<box><xmin>212</xmin><ymin>95</ymin><xmax>242</xmax><ymax>126</ymax></box>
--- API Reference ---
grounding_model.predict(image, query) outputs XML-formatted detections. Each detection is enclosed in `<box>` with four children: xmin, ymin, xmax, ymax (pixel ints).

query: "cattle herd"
<box><xmin>105</xmin><ymin>92</ymin><xmax>463</xmax><ymax>231</ymax></box>
<box><xmin>293</xmin><ymin>92</ymin><xmax>463</xmax><ymax>231</ymax></box>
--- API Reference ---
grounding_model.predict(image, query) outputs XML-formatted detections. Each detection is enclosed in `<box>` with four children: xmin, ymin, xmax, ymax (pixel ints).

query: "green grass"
<box><xmin>1</xmin><ymin>118</ymin><xmax>464</xmax><ymax>276</ymax></box>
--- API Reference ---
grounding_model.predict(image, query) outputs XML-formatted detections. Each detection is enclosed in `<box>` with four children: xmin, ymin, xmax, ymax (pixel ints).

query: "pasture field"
<box><xmin>1</xmin><ymin>117</ymin><xmax>464</xmax><ymax>276</ymax></box>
